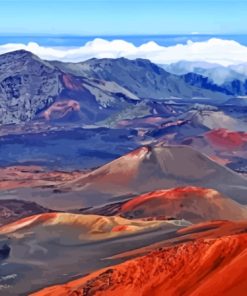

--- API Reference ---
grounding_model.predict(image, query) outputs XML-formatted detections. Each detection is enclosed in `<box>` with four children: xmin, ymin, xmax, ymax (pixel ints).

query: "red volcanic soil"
<box><xmin>107</xmin><ymin>220</ymin><xmax>247</xmax><ymax>261</ymax></box>
<box><xmin>208</xmin><ymin>154</ymin><xmax>231</xmax><ymax>166</ymax></box>
<box><xmin>119</xmin><ymin>187</ymin><xmax>247</xmax><ymax>222</ymax></box>
<box><xmin>127</xmin><ymin>146</ymin><xmax>151</xmax><ymax>157</ymax></box>
<box><xmin>205</xmin><ymin>128</ymin><xmax>247</xmax><ymax>150</ymax></box>
<box><xmin>0</xmin><ymin>212</ymin><xmax>177</xmax><ymax>239</ymax></box>
<box><xmin>0</xmin><ymin>166</ymin><xmax>83</xmax><ymax>190</ymax></box>
<box><xmin>42</xmin><ymin>100</ymin><xmax>80</xmax><ymax>121</ymax></box>
<box><xmin>111</xmin><ymin>225</ymin><xmax>129</xmax><ymax>232</ymax></box>
<box><xmin>32</xmin><ymin>221</ymin><xmax>247</xmax><ymax>296</ymax></box>
<box><xmin>62</xmin><ymin>74</ymin><xmax>83</xmax><ymax>91</ymax></box>
<box><xmin>1</xmin><ymin>212</ymin><xmax>58</xmax><ymax>232</ymax></box>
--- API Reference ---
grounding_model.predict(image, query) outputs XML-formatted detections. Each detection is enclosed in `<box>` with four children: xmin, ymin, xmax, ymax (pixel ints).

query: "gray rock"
<box><xmin>0</xmin><ymin>50</ymin><xmax>61</xmax><ymax>124</ymax></box>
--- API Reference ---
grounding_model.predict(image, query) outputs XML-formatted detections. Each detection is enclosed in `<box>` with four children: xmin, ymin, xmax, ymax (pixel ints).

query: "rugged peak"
<box><xmin>124</xmin><ymin>145</ymin><xmax>152</xmax><ymax>159</ymax></box>
<box><xmin>0</xmin><ymin>49</ymin><xmax>37</xmax><ymax>61</ymax></box>
<box><xmin>0</xmin><ymin>49</ymin><xmax>59</xmax><ymax>125</ymax></box>
<box><xmin>0</xmin><ymin>49</ymin><xmax>56</xmax><ymax>70</ymax></box>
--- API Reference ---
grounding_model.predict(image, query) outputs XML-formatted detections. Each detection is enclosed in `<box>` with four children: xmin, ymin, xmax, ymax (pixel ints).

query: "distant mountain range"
<box><xmin>1</xmin><ymin>50</ymin><xmax>247</xmax><ymax>125</ymax></box>
<box><xmin>162</xmin><ymin>60</ymin><xmax>247</xmax><ymax>87</ymax></box>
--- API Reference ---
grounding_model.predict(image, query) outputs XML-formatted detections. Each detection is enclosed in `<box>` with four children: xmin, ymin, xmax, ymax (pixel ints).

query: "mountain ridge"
<box><xmin>0</xmin><ymin>50</ymin><xmax>240</xmax><ymax>125</ymax></box>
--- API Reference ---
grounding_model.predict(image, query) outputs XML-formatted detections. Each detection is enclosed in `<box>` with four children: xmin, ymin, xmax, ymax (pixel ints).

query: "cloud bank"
<box><xmin>1</xmin><ymin>38</ymin><xmax>247</xmax><ymax>66</ymax></box>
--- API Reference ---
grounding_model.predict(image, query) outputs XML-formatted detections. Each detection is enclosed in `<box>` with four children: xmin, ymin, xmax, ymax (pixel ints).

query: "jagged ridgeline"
<box><xmin>1</xmin><ymin>50</ymin><xmax>246</xmax><ymax>125</ymax></box>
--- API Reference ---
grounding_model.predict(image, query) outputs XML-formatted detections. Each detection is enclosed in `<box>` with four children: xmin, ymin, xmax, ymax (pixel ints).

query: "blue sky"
<box><xmin>0</xmin><ymin>0</ymin><xmax>246</xmax><ymax>35</ymax></box>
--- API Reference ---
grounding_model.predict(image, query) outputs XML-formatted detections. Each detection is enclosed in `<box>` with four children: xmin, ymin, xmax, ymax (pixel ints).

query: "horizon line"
<box><xmin>1</xmin><ymin>33</ymin><xmax>247</xmax><ymax>37</ymax></box>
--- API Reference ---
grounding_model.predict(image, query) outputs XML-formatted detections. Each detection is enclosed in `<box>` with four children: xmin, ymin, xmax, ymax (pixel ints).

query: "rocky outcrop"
<box><xmin>0</xmin><ymin>50</ymin><xmax>61</xmax><ymax>124</ymax></box>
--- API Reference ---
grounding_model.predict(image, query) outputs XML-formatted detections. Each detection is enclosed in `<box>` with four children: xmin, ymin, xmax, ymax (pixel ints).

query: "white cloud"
<box><xmin>1</xmin><ymin>38</ymin><xmax>247</xmax><ymax>66</ymax></box>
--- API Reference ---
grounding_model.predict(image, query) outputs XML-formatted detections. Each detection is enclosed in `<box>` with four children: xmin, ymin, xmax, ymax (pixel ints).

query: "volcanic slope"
<box><xmin>117</xmin><ymin>186</ymin><xmax>247</xmax><ymax>222</ymax></box>
<box><xmin>0</xmin><ymin>213</ymin><xmax>186</xmax><ymax>295</ymax></box>
<box><xmin>68</xmin><ymin>145</ymin><xmax>247</xmax><ymax>207</ymax></box>
<box><xmin>32</xmin><ymin>220</ymin><xmax>247</xmax><ymax>296</ymax></box>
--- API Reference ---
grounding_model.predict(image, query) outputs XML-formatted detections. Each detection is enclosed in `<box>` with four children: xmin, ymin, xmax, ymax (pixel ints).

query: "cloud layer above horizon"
<box><xmin>1</xmin><ymin>38</ymin><xmax>247</xmax><ymax>66</ymax></box>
